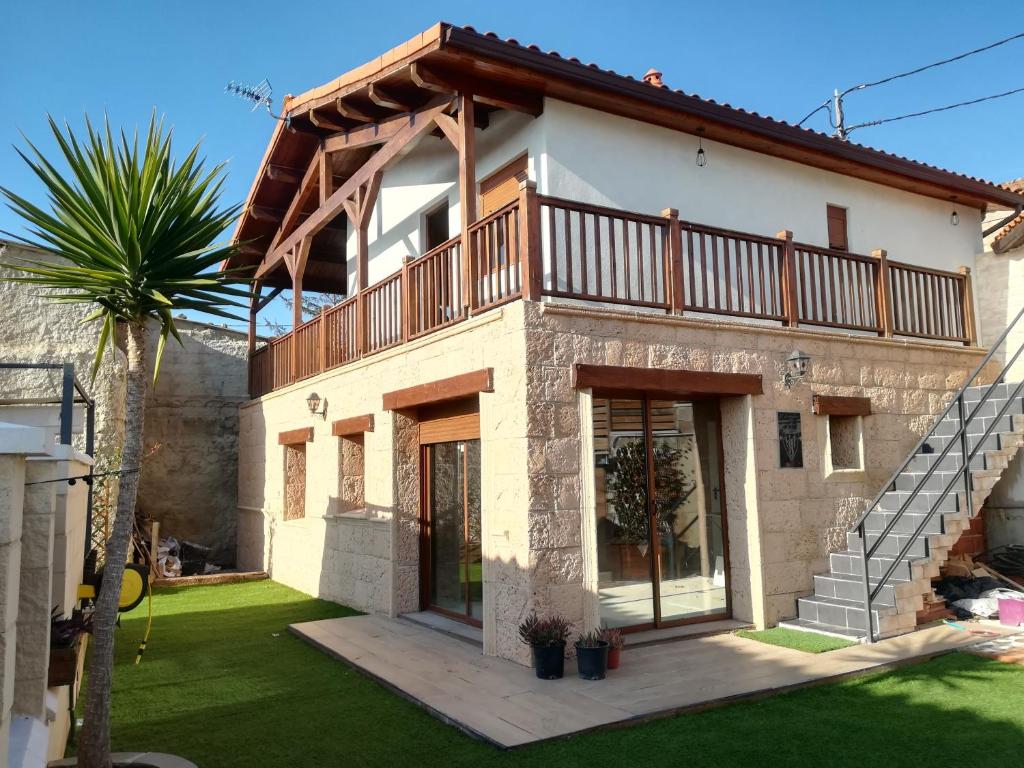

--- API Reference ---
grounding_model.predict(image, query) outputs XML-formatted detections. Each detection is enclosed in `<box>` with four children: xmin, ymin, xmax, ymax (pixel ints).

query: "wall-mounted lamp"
<box><xmin>950</xmin><ymin>209</ymin><xmax>960</xmax><ymax>226</ymax></box>
<box><xmin>695</xmin><ymin>127</ymin><xmax>707</xmax><ymax>167</ymax></box>
<box><xmin>783</xmin><ymin>350</ymin><xmax>811</xmax><ymax>389</ymax></box>
<box><xmin>306</xmin><ymin>391</ymin><xmax>328</xmax><ymax>419</ymax></box>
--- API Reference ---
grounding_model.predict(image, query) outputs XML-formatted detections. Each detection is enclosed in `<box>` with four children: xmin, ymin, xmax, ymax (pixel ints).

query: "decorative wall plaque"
<box><xmin>778</xmin><ymin>411</ymin><xmax>803</xmax><ymax>469</ymax></box>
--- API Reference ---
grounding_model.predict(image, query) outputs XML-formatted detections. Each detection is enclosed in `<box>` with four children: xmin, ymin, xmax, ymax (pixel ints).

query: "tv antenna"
<box><xmin>225</xmin><ymin>79</ymin><xmax>291</xmax><ymax>127</ymax></box>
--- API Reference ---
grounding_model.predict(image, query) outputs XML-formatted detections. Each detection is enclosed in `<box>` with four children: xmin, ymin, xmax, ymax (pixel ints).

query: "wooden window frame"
<box><xmin>826</xmin><ymin>203</ymin><xmax>849</xmax><ymax>252</ymax></box>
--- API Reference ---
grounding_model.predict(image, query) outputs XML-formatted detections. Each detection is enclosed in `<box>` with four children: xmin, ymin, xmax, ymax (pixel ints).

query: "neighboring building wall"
<box><xmin>137</xmin><ymin>320</ymin><xmax>249</xmax><ymax>564</ymax></box>
<box><xmin>1</xmin><ymin>242</ymin><xmax>249</xmax><ymax>565</ymax></box>
<box><xmin>238</xmin><ymin>298</ymin><xmax>984</xmax><ymax>662</ymax></box>
<box><xmin>974</xmin><ymin>221</ymin><xmax>1024</xmax><ymax>548</ymax></box>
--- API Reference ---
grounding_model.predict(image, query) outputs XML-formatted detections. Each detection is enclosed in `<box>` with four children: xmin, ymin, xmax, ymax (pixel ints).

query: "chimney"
<box><xmin>643</xmin><ymin>68</ymin><xmax>666</xmax><ymax>88</ymax></box>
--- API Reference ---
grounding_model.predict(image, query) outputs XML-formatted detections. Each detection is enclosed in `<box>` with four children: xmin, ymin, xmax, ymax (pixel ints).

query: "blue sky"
<box><xmin>2</xmin><ymin>1</ymin><xmax>1021</xmax><ymax>331</ymax></box>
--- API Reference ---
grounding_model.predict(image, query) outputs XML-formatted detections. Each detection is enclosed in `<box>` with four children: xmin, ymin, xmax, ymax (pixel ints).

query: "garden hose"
<box><xmin>134</xmin><ymin>579</ymin><xmax>153</xmax><ymax>665</ymax></box>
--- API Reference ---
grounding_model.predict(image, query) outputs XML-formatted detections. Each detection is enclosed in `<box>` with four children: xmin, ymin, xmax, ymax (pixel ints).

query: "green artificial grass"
<box><xmin>735</xmin><ymin>627</ymin><xmax>858</xmax><ymax>653</ymax></box>
<box><xmin>77</xmin><ymin>581</ymin><xmax>1024</xmax><ymax>768</ymax></box>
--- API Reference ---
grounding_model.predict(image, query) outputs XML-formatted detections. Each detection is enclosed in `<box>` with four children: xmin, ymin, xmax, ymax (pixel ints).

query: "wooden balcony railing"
<box><xmin>249</xmin><ymin>183</ymin><xmax>977</xmax><ymax>397</ymax></box>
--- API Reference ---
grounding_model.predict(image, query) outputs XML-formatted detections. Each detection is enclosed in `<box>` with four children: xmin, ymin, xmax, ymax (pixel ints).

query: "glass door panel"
<box><xmin>592</xmin><ymin>398</ymin><xmax>655</xmax><ymax>628</ymax></box>
<box><xmin>652</xmin><ymin>400</ymin><xmax>728</xmax><ymax>623</ymax></box>
<box><xmin>425</xmin><ymin>439</ymin><xmax>482</xmax><ymax>623</ymax></box>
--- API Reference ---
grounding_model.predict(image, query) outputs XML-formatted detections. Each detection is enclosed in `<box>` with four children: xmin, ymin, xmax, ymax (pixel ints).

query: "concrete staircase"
<box><xmin>782</xmin><ymin>382</ymin><xmax>1024</xmax><ymax>641</ymax></box>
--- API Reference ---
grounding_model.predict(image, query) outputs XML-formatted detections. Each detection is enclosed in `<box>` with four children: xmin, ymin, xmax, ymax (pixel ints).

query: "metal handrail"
<box><xmin>857</xmin><ymin>302</ymin><xmax>1024</xmax><ymax>641</ymax></box>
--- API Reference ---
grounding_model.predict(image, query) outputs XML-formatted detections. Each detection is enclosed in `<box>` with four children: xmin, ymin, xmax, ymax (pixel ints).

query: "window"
<box><xmin>338</xmin><ymin>435</ymin><xmax>365</xmax><ymax>513</ymax></box>
<box><xmin>826</xmin><ymin>204</ymin><xmax>848</xmax><ymax>251</ymax></box>
<box><xmin>479</xmin><ymin>154</ymin><xmax>527</xmax><ymax>216</ymax></box>
<box><xmin>424</xmin><ymin>201</ymin><xmax>450</xmax><ymax>252</ymax></box>
<box><xmin>827</xmin><ymin>414</ymin><xmax>863</xmax><ymax>472</ymax></box>
<box><xmin>283</xmin><ymin>443</ymin><xmax>307</xmax><ymax>520</ymax></box>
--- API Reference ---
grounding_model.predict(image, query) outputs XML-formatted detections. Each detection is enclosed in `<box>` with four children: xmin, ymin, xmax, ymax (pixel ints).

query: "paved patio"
<box><xmin>290</xmin><ymin>614</ymin><xmax>1019</xmax><ymax>748</ymax></box>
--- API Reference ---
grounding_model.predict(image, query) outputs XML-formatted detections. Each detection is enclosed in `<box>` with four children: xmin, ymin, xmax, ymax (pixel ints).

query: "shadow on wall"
<box><xmin>138</xmin><ymin>320</ymin><xmax>249</xmax><ymax>565</ymax></box>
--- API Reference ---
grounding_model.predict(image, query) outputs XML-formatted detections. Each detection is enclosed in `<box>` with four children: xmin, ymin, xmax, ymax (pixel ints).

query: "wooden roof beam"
<box><xmin>309</xmin><ymin>109</ymin><xmax>349</xmax><ymax>132</ymax></box>
<box><xmin>410</xmin><ymin>62</ymin><xmax>543</xmax><ymax>117</ymax></box>
<box><xmin>263</xmin><ymin>96</ymin><xmax>454</xmax><ymax>275</ymax></box>
<box><xmin>336</xmin><ymin>96</ymin><xmax>385</xmax><ymax>123</ymax></box>
<box><xmin>265</xmin><ymin>164</ymin><xmax>304</xmax><ymax>185</ymax></box>
<box><xmin>249</xmin><ymin>205</ymin><xmax>283</xmax><ymax>222</ymax></box>
<box><xmin>269</xmin><ymin>148</ymin><xmax>324</xmax><ymax>251</ymax></box>
<box><xmin>368</xmin><ymin>82</ymin><xmax>414</xmax><ymax>112</ymax></box>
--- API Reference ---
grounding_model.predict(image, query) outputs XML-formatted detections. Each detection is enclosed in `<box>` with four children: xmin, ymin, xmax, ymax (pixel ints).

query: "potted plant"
<box><xmin>575</xmin><ymin>630</ymin><xmax>611</xmax><ymax>680</ymax></box>
<box><xmin>599</xmin><ymin>626</ymin><xmax>624</xmax><ymax>670</ymax></box>
<box><xmin>518</xmin><ymin>611</ymin><xmax>571</xmax><ymax>679</ymax></box>
<box><xmin>49</xmin><ymin>607</ymin><xmax>92</xmax><ymax>687</ymax></box>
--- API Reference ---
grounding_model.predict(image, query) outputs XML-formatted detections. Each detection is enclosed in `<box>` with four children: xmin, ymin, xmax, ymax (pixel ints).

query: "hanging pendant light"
<box><xmin>695</xmin><ymin>128</ymin><xmax>707</xmax><ymax>167</ymax></box>
<box><xmin>950</xmin><ymin>209</ymin><xmax>960</xmax><ymax>226</ymax></box>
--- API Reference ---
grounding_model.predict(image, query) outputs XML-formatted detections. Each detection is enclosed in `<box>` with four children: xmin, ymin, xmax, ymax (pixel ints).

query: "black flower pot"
<box><xmin>575</xmin><ymin>641</ymin><xmax>610</xmax><ymax>680</ymax></box>
<box><xmin>531</xmin><ymin>642</ymin><xmax>566</xmax><ymax>679</ymax></box>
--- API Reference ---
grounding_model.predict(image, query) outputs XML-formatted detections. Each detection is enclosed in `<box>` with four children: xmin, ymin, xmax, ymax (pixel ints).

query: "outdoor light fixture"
<box><xmin>783</xmin><ymin>350</ymin><xmax>811</xmax><ymax>389</ymax></box>
<box><xmin>950</xmin><ymin>209</ymin><xmax>960</xmax><ymax>226</ymax></box>
<box><xmin>695</xmin><ymin>128</ymin><xmax>707</xmax><ymax>167</ymax></box>
<box><xmin>306</xmin><ymin>391</ymin><xmax>327</xmax><ymax>419</ymax></box>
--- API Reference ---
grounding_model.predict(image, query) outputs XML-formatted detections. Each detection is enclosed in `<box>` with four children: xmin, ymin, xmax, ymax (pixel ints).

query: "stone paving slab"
<box><xmin>290</xmin><ymin>614</ymin><xmax>1020</xmax><ymax>748</ymax></box>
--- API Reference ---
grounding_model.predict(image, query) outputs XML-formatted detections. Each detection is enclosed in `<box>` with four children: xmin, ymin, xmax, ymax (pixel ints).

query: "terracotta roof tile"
<box><xmin>994</xmin><ymin>210</ymin><xmax>1024</xmax><ymax>246</ymax></box>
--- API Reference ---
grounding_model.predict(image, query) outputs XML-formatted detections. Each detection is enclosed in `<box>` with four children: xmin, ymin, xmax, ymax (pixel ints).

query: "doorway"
<box><xmin>591</xmin><ymin>396</ymin><xmax>729</xmax><ymax>630</ymax></box>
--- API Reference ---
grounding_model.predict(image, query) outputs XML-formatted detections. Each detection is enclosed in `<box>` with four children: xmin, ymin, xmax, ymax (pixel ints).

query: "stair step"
<box><xmin>862</xmin><ymin>510</ymin><xmax>951</xmax><ymax>535</ymax></box>
<box><xmin>796</xmin><ymin>595</ymin><xmax>901</xmax><ymax>632</ymax></box>
<box><xmin>813</xmin><ymin>572</ymin><xmax>921</xmax><ymax>605</ymax></box>
<box><xmin>777</xmin><ymin>617</ymin><xmax>866</xmax><ymax>641</ymax></box>
<box><xmin>829</xmin><ymin>550</ymin><xmax>933</xmax><ymax>581</ymax></box>
<box><xmin>847</xmin><ymin>530</ymin><xmax>930</xmax><ymax>558</ymax></box>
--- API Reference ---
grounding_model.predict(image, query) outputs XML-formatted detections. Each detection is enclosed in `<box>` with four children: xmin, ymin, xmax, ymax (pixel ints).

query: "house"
<box><xmin>228</xmin><ymin>23</ymin><xmax>1024</xmax><ymax>662</ymax></box>
<box><xmin>0</xmin><ymin>242</ymin><xmax>252</xmax><ymax>564</ymax></box>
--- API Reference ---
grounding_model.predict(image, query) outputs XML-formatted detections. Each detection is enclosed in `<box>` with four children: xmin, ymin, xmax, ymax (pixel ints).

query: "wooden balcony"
<box><xmin>248</xmin><ymin>183</ymin><xmax>977</xmax><ymax>398</ymax></box>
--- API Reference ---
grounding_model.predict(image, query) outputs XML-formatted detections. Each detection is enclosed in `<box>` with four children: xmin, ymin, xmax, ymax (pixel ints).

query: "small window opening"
<box><xmin>338</xmin><ymin>435</ymin><xmax>365</xmax><ymax>513</ymax></box>
<box><xmin>284</xmin><ymin>443</ymin><xmax>307</xmax><ymax>520</ymax></box>
<box><xmin>828</xmin><ymin>414</ymin><xmax>862</xmax><ymax>471</ymax></box>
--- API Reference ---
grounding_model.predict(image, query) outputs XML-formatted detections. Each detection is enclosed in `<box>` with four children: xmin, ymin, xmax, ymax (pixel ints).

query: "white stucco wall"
<box><xmin>354</xmin><ymin>109</ymin><xmax>546</xmax><ymax>289</ymax></box>
<box><xmin>540</xmin><ymin>100</ymin><xmax>981</xmax><ymax>272</ymax></box>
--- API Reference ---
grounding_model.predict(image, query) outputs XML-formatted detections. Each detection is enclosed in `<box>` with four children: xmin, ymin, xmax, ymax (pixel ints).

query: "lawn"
<box><xmin>736</xmin><ymin>627</ymin><xmax>858</xmax><ymax>653</ymax></box>
<box><xmin>80</xmin><ymin>580</ymin><xmax>1024</xmax><ymax>768</ymax></box>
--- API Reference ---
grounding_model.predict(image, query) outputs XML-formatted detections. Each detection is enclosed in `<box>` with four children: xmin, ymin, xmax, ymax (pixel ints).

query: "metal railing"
<box><xmin>853</xmin><ymin>305</ymin><xmax>1024</xmax><ymax>641</ymax></box>
<box><xmin>0</xmin><ymin>362</ymin><xmax>96</xmax><ymax>560</ymax></box>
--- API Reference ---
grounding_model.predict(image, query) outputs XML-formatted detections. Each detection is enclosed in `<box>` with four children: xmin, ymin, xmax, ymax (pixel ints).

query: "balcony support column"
<box><xmin>457</xmin><ymin>93</ymin><xmax>477</xmax><ymax>313</ymax></box>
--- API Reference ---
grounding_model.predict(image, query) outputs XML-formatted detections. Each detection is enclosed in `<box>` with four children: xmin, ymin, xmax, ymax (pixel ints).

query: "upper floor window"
<box><xmin>424</xmin><ymin>201</ymin><xmax>450</xmax><ymax>252</ymax></box>
<box><xmin>479</xmin><ymin>154</ymin><xmax>527</xmax><ymax>217</ymax></box>
<box><xmin>826</xmin><ymin>204</ymin><xmax>848</xmax><ymax>251</ymax></box>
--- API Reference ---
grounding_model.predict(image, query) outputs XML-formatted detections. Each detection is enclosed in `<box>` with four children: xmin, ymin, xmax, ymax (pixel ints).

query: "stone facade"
<box><xmin>237</xmin><ymin>297</ymin><xmax>985</xmax><ymax>664</ymax></box>
<box><xmin>1</xmin><ymin>240</ymin><xmax>249</xmax><ymax>563</ymax></box>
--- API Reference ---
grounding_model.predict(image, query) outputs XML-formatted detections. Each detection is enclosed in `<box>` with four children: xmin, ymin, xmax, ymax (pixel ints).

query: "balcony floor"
<box><xmin>290</xmin><ymin>613</ymin><xmax>1018</xmax><ymax>748</ymax></box>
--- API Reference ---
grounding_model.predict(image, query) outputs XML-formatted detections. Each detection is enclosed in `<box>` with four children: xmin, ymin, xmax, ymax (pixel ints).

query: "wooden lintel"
<box><xmin>410</xmin><ymin>62</ymin><xmax>544</xmax><ymax>117</ymax></box>
<box><xmin>266</xmin><ymin>164</ymin><xmax>304</xmax><ymax>185</ymax></box>
<box><xmin>336</xmin><ymin>97</ymin><xmax>378</xmax><ymax>123</ymax></box>
<box><xmin>278</xmin><ymin>427</ymin><xmax>314</xmax><ymax>445</ymax></box>
<box><xmin>309</xmin><ymin>109</ymin><xmax>348</xmax><ymax>132</ymax></box>
<box><xmin>812</xmin><ymin>394</ymin><xmax>872</xmax><ymax>417</ymax></box>
<box><xmin>368</xmin><ymin>82</ymin><xmax>412</xmax><ymax>111</ymax></box>
<box><xmin>572</xmin><ymin>364</ymin><xmax>763</xmax><ymax>397</ymax></box>
<box><xmin>331</xmin><ymin>413</ymin><xmax>375</xmax><ymax>437</ymax></box>
<box><xmin>382</xmin><ymin>368</ymin><xmax>494</xmax><ymax>410</ymax></box>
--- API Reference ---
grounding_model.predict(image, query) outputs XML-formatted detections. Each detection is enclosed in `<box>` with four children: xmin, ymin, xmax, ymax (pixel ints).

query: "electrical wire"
<box><xmin>846</xmin><ymin>85</ymin><xmax>1024</xmax><ymax>134</ymax></box>
<box><xmin>842</xmin><ymin>31</ymin><xmax>1024</xmax><ymax>97</ymax></box>
<box><xmin>796</xmin><ymin>100</ymin><xmax>832</xmax><ymax>128</ymax></box>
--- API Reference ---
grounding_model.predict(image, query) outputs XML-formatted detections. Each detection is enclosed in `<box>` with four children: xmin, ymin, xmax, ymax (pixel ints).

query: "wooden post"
<box><xmin>356</xmin><ymin>290</ymin><xmax>366</xmax><ymax>357</ymax></box>
<box><xmin>290</xmin><ymin>268</ymin><xmax>302</xmax><ymax>383</ymax></box>
<box><xmin>457</xmin><ymin>93</ymin><xmax>477</xmax><ymax>313</ymax></box>
<box><xmin>959</xmin><ymin>265</ymin><xmax>976</xmax><ymax>346</ymax></box>
<box><xmin>248</xmin><ymin>282</ymin><xmax>261</xmax><ymax>355</ymax></box>
<box><xmin>777</xmin><ymin>230</ymin><xmax>799</xmax><ymax>328</ymax></box>
<box><xmin>401</xmin><ymin>255</ymin><xmax>412</xmax><ymax>342</ymax></box>
<box><xmin>317</xmin><ymin>311</ymin><xmax>327</xmax><ymax>374</ymax></box>
<box><xmin>518</xmin><ymin>178</ymin><xmax>542</xmax><ymax>300</ymax></box>
<box><xmin>873</xmin><ymin>249</ymin><xmax>894</xmax><ymax>338</ymax></box>
<box><xmin>662</xmin><ymin>208</ymin><xmax>683</xmax><ymax>314</ymax></box>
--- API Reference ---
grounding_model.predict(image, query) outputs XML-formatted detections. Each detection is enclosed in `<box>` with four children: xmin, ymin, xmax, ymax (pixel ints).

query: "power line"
<box><xmin>842</xmin><ymin>31</ymin><xmax>1024</xmax><ymax>97</ymax></box>
<box><xmin>796</xmin><ymin>100</ymin><xmax>831</xmax><ymax>128</ymax></box>
<box><xmin>846</xmin><ymin>85</ymin><xmax>1024</xmax><ymax>134</ymax></box>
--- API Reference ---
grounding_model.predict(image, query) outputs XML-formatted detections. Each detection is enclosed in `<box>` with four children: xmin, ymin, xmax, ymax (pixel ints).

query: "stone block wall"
<box><xmin>521</xmin><ymin>301</ymin><xmax>985</xmax><ymax>628</ymax></box>
<box><xmin>0</xmin><ymin>453</ymin><xmax>26</xmax><ymax>760</ymax></box>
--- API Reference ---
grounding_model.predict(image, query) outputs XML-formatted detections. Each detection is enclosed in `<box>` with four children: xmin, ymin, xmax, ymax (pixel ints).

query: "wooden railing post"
<box><xmin>777</xmin><ymin>229</ymin><xmax>799</xmax><ymax>328</ymax></box>
<box><xmin>959</xmin><ymin>265</ymin><xmax>976</xmax><ymax>346</ymax></box>
<box><xmin>518</xmin><ymin>178</ymin><xmax>542</xmax><ymax>300</ymax></box>
<box><xmin>662</xmin><ymin>208</ymin><xmax>683</xmax><ymax>314</ymax></box>
<box><xmin>317</xmin><ymin>312</ymin><xmax>327</xmax><ymax>373</ymax></box>
<box><xmin>873</xmin><ymin>248</ymin><xmax>894</xmax><ymax>338</ymax></box>
<box><xmin>356</xmin><ymin>290</ymin><xmax>366</xmax><ymax>358</ymax></box>
<box><xmin>401</xmin><ymin>255</ymin><xmax>412</xmax><ymax>342</ymax></box>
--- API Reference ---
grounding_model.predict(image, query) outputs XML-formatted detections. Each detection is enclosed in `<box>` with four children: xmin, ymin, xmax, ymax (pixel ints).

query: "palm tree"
<box><xmin>1</xmin><ymin>114</ymin><xmax>246</xmax><ymax>768</ymax></box>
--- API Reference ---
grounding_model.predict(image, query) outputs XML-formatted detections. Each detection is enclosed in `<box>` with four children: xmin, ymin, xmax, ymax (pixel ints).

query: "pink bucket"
<box><xmin>998</xmin><ymin>597</ymin><xmax>1024</xmax><ymax>627</ymax></box>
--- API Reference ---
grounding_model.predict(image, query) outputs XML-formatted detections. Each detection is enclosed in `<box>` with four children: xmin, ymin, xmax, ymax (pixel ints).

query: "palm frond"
<box><xmin>0</xmin><ymin>113</ymin><xmax>250</xmax><ymax>382</ymax></box>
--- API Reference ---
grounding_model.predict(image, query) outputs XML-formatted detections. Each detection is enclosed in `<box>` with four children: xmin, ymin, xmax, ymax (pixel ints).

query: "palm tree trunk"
<box><xmin>78</xmin><ymin>321</ymin><xmax>148</xmax><ymax>768</ymax></box>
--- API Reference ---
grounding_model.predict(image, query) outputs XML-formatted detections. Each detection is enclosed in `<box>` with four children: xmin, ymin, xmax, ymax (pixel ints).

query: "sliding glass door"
<box><xmin>423</xmin><ymin>439</ymin><xmax>483</xmax><ymax>624</ymax></box>
<box><xmin>592</xmin><ymin>397</ymin><xmax>728</xmax><ymax>630</ymax></box>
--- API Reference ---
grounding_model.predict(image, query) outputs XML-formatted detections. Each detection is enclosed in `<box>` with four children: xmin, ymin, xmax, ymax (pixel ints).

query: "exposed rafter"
<box><xmin>410</xmin><ymin>62</ymin><xmax>543</xmax><ymax>116</ymax></box>
<box><xmin>308</xmin><ymin>109</ymin><xmax>349</xmax><ymax>132</ymax></box>
<box><xmin>368</xmin><ymin>82</ymin><xmax>413</xmax><ymax>112</ymax></box>
<box><xmin>269</xmin><ymin>148</ymin><xmax>324</xmax><ymax>252</ymax></box>
<box><xmin>336</xmin><ymin>97</ymin><xmax>380</xmax><ymax>123</ymax></box>
<box><xmin>265</xmin><ymin>164</ymin><xmax>303</xmax><ymax>185</ymax></box>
